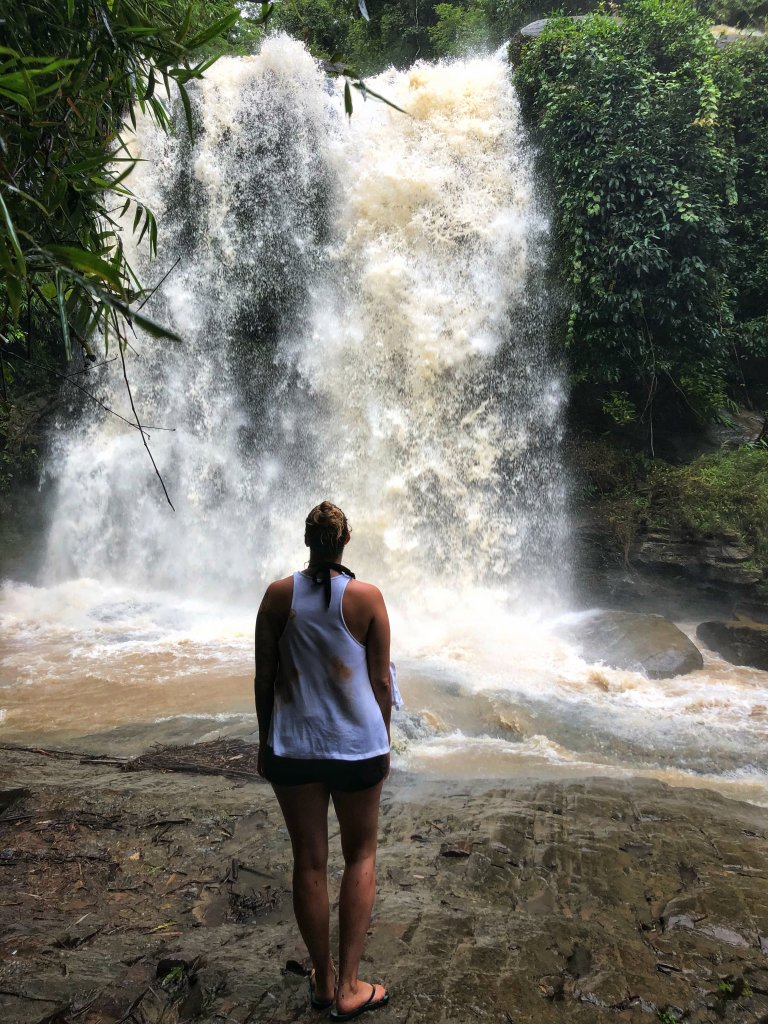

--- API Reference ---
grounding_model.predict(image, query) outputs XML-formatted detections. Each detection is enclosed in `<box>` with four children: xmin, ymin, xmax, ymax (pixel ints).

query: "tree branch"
<box><xmin>118</xmin><ymin>339</ymin><xmax>175</xmax><ymax>511</ymax></box>
<box><xmin>0</xmin><ymin>345</ymin><xmax>174</xmax><ymax>434</ymax></box>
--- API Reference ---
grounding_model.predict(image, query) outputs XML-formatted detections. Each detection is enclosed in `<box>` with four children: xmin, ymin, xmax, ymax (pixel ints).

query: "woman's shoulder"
<box><xmin>346</xmin><ymin>578</ymin><xmax>386</xmax><ymax>605</ymax></box>
<box><xmin>261</xmin><ymin>575</ymin><xmax>295</xmax><ymax>614</ymax></box>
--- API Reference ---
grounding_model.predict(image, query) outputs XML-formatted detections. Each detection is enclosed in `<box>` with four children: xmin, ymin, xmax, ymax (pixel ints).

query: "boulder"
<box><xmin>696</xmin><ymin>619</ymin><xmax>768</xmax><ymax>672</ymax></box>
<box><xmin>710</xmin><ymin>24</ymin><xmax>765</xmax><ymax>48</ymax></box>
<box><xmin>558</xmin><ymin>609</ymin><xmax>704</xmax><ymax>678</ymax></box>
<box><xmin>520</xmin><ymin>15</ymin><xmax>593</xmax><ymax>37</ymax></box>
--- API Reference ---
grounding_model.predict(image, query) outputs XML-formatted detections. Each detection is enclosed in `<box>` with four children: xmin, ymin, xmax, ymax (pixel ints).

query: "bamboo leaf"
<box><xmin>185</xmin><ymin>11</ymin><xmax>240</xmax><ymax>49</ymax></box>
<box><xmin>352</xmin><ymin>81</ymin><xmax>409</xmax><ymax>116</ymax></box>
<box><xmin>2</xmin><ymin>184</ymin><xmax>49</xmax><ymax>216</ymax></box>
<box><xmin>0</xmin><ymin>86</ymin><xmax>32</xmax><ymax>112</ymax></box>
<box><xmin>0</xmin><ymin>190</ymin><xmax>26</xmax><ymax>278</ymax></box>
<box><xmin>102</xmin><ymin>293</ymin><xmax>183</xmax><ymax>342</ymax></box>
<box><xmin>0</xmin><ymin>241</ymin><xmax>14</xmax><ymax>277</ymax></box>
<box><xmin>47</xmin><ymin>244</ymin><xmax>122</xmax><ymax>291</ymax></box>
<box><xmin>177</xmin><ymin>81</ymin><xmax>194</xmax><ymax>137</ymax></box>
<box><xmin>177</xmin><ymin>3</ymin><xmax>194</xmax><ymax>43</ymax></box>
<box><xmin>56</xmin><ymin>274</ymin><xmax>73</xmax><ymax>363</ymax></box>
<box><xmin>6</xmin><ymin>272</ymin><xmax>22</xmax><ymax>323</ymax></box>
<box><xmin>344</xmin><ymin>80</ymin><xmax>353</xmax><ymax>119</ymax></box>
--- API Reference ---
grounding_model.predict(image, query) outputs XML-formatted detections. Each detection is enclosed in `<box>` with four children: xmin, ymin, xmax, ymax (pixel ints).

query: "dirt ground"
<box><xmin>1</xmin><ymin>743</ymin><xmax>768</xmax><ymax>1024</ymax></box>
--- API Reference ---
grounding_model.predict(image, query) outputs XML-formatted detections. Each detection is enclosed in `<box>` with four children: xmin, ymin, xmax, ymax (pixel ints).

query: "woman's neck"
<box><xmin>306</xmin><ymin>554</ymin><xmax>344</xmax><ymax>570</ymax></box>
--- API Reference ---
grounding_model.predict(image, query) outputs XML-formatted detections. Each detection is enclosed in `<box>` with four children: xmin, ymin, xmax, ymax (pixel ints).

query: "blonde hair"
<box><xmin>304</xmin><ymin>501</ymin><xmax>349</xmax><ymax>557</ymax></box>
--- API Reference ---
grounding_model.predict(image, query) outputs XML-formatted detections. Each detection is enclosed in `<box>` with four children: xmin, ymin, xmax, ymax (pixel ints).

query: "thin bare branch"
<box><xmin>118</xmin><ymin>338</ymin><xmax>175</xmax><ymax>511</ymax></box>
<box><xmin>137</xmin><ymin>255</ymin><xmax>181</xmax><ymax>311</ymax></box>
<box><xmin>0</xmin><ymin>346</ymin><xmax>175</xmax><ymax>433</ymax></box>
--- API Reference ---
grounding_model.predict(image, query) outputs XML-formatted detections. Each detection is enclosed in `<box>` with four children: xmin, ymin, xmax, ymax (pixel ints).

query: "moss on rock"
<box><xmin>573</xmin><ymin>435</ymin><xmax>768</xmax><ymax>606</ymax></box>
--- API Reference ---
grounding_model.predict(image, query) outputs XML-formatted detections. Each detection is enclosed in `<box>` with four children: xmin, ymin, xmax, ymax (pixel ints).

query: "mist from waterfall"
<box><xmin>43</xmin><ymin>37</ymin><xmax>567</xmax><ymax>607</ymax></box>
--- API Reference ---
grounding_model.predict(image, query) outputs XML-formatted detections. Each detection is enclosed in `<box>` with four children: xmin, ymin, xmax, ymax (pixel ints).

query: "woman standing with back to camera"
<box><xmin>255</xmin><ymin>501</ymin><xmax>392</xmax><ymax>1021</ymax></box>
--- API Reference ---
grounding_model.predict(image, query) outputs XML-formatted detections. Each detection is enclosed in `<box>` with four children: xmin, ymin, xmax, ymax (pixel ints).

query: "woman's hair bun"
<box><xmin>305</xmin><ymin>501</ymin><xmax>349</xmax><ymax>555</ymax></box>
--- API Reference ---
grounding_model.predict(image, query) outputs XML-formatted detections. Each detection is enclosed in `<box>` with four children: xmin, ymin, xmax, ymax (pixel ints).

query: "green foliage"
<box><xmin>270</xmin><ymin>0</ymin><xmax>495</xmax><ymax>73</ymax></box>
<box><xmin>430</xmin><ymin>2</ymin><xmax>490</xmax><ymax>54</ymax></box>
<box><xmin>352</xmin><ymin>4</ymin><xmax>435</xmax><ymax>67</ymax></box>
<box><xmin>601</xmin><ymin>390</ymin><xmax>637</xmax><ymax>424</ymax></box>
<box><xmin>580</xmin><ymin>437</ymin><xmax>768</xmax><ymax>562</ymax></box>
<box><xmin>658</xmin><ymin>1011</ymin><xmax>679</xmax><ymax>1024</ymax></box>
<box><xmin>487</xmin><ymin>0</ymin><xmax>602</xmax><ymax>44</ymax></box>
<box><xmin>0</xmin><ymin>0</ymin><xmax>254</xmax><ymax>498</ymax></box>
<box><xmin>719</xmin><ymin>39</ymin><xmax>768</xmax><ymax>381</ymax></box>
<box><xmin>0</xmin><ymin>1</ymin><xmax>259</xmax><ymax>361</ymax></box>
<box><xmin>514</xmin><ymin>0</ymin><xmax>750</xmax><ymax>433</ymax></box>
<box><xmin>650</xmin><ymin>447</ymin><xmax>768</xmax><ymax>552</ymax></box>
<box><xmin>697</xmin><ymin>0</ymin><xmax>766</xmax><ymax>26</ymax></box>
<box><xmin>270</xmin><ymin>0</ymin><xmax>359</xmax><ymax>60</ymax></box>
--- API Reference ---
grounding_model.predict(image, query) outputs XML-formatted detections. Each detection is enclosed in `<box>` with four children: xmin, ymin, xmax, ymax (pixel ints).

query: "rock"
<box><xmin>710</xmin><ymin>23</ymin><xmax>766</xmax><ymax>47</ymax></box>
<box><xmin>559</xmin><ymin>609</ymin><xmax>704</xmax><ymax>678</ymax></box>
<box><xmin>0</xmin><ymin>788</ymin><xmax>28</xmax><ymax>814</ymax></box>
<box><xmin>519</xmin><ymin>14</ymin><xmax>607</xmax><ymax>36</ymax></box>
<box><xmin>704</xmin><ymin>408</ymin><xmax>766</xmax><ymax>449</ymax></box>
<box><xmin>696</xmin><ymin>620</ymin><xmax>768</xmax><ymax>672</ymax></box>
<box><xmin>634</xmin><ymin>528</ymin><xmax>762</xmax><ymax>587</ymax></box>
<box><xmin>573</xmin><ymin>503</ymin><xmax>767</xmax><ymax>616</ymax></box>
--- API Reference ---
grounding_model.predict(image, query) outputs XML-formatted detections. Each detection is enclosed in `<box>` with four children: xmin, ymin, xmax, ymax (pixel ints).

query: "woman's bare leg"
<box><xmin>332</xmin><ymin>781</ymin><xmax>387</xmax><ymax>1014</ymax></box>
<box><xmin>272</xmin><ymin>783</ymin><xmax>335</xmax><ymax>1001</ymax></box>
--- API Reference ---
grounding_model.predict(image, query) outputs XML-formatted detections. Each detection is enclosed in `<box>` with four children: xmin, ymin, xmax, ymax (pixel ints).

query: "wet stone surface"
<box><xmin>1</xmin><ymin>749</ymin><xmax>768</xmax><ymax>1023</ymax></box>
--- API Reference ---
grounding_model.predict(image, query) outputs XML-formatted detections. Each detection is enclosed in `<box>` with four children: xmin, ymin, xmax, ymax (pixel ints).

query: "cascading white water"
<box><xmin>44</xmin><ymin>37</ymin><xmax>567</xmax><ymax>604</ymax></box>
<box><xmin>3</xmin><ymin>37</ymin><xmax>767</xmax><ymax>806</ymax></box>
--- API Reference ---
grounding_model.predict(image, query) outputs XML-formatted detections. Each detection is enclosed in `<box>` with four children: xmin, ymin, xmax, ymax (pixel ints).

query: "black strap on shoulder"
<box><xmin>309</xmin><ymin>562</ymin><xmax>356</xmax><ymax>608</ymax></box>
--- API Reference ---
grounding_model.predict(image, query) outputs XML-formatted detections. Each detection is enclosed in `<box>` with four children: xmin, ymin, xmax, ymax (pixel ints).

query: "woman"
<box><xmin>255</xmin><ymin>501</ymin><xmax>392</xmax><ymax>1021</ymax></box>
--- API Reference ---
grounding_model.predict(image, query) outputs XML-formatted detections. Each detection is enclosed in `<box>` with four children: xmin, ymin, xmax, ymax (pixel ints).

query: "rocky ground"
<box><xmin>1</xmin><ymin>746</ymin><xmax>768</xmax><ymax>1024</ymax></box>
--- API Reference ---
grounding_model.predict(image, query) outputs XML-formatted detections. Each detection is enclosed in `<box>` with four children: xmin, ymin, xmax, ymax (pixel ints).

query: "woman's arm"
<box><xmin>254</xmin><ymin>584</ymin><xmax>281</xmax><ymax>773</ymax></box>
<box><xmin>365</xmin><ymin>587</ymin><xmax>392</xmax><ymax>742</ymax></box>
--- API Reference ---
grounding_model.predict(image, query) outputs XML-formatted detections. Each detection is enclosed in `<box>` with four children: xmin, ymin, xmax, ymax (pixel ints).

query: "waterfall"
<box><xmin>45</xmin><ymin>36</ymin><xmax>567</xmax><ymax>607</ymax></box>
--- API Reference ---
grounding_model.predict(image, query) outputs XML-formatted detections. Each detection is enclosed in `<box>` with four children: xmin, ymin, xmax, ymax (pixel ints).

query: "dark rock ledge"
<box><xmin>697</xmin><ymin>618</ymin><xmax>768</xmax><ymax>672</ymax></box>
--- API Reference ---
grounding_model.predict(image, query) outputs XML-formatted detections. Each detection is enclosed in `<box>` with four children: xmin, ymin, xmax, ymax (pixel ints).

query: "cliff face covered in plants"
<box><xmin>511</xmin><ymin>0</ymin><xmax>767</xmax><ymax>608</ymax></box>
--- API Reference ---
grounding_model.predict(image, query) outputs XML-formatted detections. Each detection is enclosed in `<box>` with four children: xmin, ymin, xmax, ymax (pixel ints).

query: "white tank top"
<box><xmin>268</xmin><ymin>571</ymin><xmax>390</xmax><ymax>761</ymax></box>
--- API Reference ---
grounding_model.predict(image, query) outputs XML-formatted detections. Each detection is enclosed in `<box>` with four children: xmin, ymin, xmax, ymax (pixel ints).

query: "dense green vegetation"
<box><xmin>512</xmin><ymin>0</ymin><xmax>767</xmax><ymax>586</ymax></box>
<box><xmin>720</xmin><ymin>37</ymin><xmax>768</xmax><ymax>383</ymax></box>
<box><xmin>514</xmin><ymin>0</ymin><xmax>767</xmax><ymax>435</ymax></box>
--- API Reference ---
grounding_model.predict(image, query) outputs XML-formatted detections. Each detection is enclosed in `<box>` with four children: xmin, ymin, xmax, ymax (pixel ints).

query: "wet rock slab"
<box><xmin>697</xmin><ymin>618</ymin><xmax>768</xmax><ymax>672</ymax></box>
<box><xmin>2</xmin><ymin>749</ymin><xmax>768</xmax><ymax>1023</ymax></box>
<box><xmin>558</xmin><ymin>609</ymin><xmax>703</xmax><ymax>677</ymax></box>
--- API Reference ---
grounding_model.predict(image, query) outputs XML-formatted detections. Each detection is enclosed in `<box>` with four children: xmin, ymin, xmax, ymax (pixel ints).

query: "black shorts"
<box><xmin>264</xmin><ymin>745</ymin><xmax>388</xmax><ymax>792</ymax></box>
